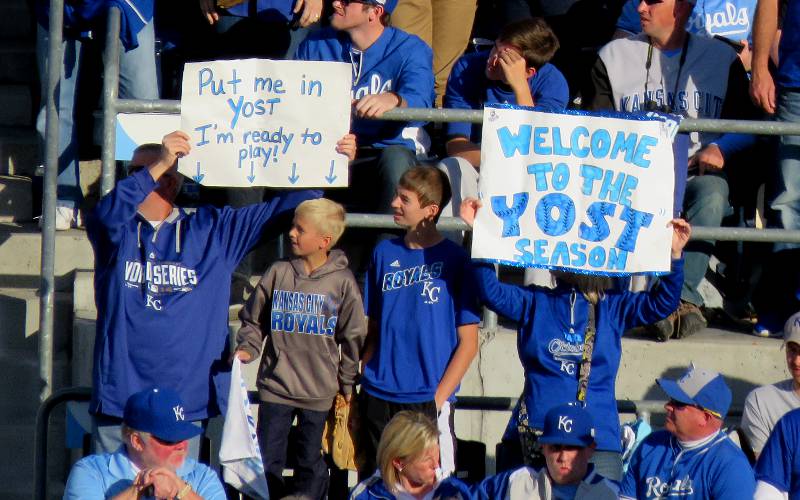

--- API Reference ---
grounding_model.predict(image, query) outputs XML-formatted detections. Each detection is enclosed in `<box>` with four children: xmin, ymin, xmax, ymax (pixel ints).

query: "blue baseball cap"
<box><xmin>657</xmin><ymin>363</ymin><xmax>732</xmax><ymax>419</ymax></box>
<box><xmin>123</xmin><ymin>387</ymin><xmax>202</xmax><ymax>443</ymax></box>
<box><xmin>538</xmin><ymin>403</ymin><xmax>596</xmax><ymax>447</ymax></box>
<box><xmin>367</xmin><ymin>0</ymin><xmax>398</xmax><ymax>13</ymax></box>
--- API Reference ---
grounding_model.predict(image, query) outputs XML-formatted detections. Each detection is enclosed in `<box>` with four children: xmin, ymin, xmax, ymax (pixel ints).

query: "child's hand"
<box><xmin>233</xmin><ymin>350</ymin><xmax>252</xmax><ymax>363</ymax></box>
<box><xmin>336</xmin><ymin>134</ymin><xmax>357</xmax><ymax>161</ymax></box>
<box><xmin>670</xmin><ymin>218</ymin><xmax>691</xmax><ymax>259</ymax></box>
<box><xmin>459</xmin><ymin>198</ymin><xmax>482</xmax><ymax>227</ymax></box>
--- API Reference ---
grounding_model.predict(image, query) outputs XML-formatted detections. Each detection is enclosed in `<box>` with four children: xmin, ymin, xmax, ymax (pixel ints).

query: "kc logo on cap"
<box><xmin>539</xmin><ymin>403</ymin><xmax>595</xmax><ymax>447</ymax></box>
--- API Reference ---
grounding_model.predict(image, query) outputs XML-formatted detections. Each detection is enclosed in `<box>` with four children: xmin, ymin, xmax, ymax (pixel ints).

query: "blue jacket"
<box><xmin>622</xmin><ymin>430</ymin><xmax>755</xmax><ymax>499</ymax></box>
<box><xmin>779</xmin><ymin>0</ymin><xmax>800</xmax><ymax>88</ymax></box>
<box><xmin>37</xmin><ymin>0</ymin><xmax>154</xmax><ymax>50</ymax></box>
<box><xmin>755</xmin><ymin>407</ymin><xmax>800</xmax><ymax>498</ymax></box>
<box><xmin>86</xmin><ymin>168</ymin><xmax>318</xmax><ymax>420</ymax></box>
<box><xmin>296</xmin><ymin>27</ymin><xmax>434</xmax><ymax>151</ymax></box>
<box><xmin>444</xmin><ymin>51</ymin><xmax>569</xmax><ymax>142</ymax></box>
<box><xmin>349</xmin><ymin>474</ymin><xmax>471</xmax><ymax>500</ymax></box>
<box><xmin>472</xmin><ymin>465</ymin><xmax>618</xmax><ymax>500</ymax></box>
<box><xmin>473</xmin><ymin>259</ymin><xmax>684</xmax><ymax>452</ymax></box>
<box><xmin>224</xmin><ymin>0</ymin><xmax>297</xmax><ymax>23</ymax></box>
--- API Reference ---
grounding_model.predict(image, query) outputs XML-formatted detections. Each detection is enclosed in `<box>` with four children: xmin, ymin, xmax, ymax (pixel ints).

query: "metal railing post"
<box><xmin>100</xmin><ymin>7</ymin><xmax>121</xmax><ymax>195</ymax></box>
<box><xmin>39</xmin><ymin>0</ymin><xmax>66</xmax><ymax>403</ymax></box>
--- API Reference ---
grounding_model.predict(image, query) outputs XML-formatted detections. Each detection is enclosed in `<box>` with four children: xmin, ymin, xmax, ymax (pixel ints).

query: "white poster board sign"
<box><xmin>115</xmin><ymin>113</ymin><xmax>181</xmax><ymax>160</ymax></box>
<box><xmin>472</xmin><ymin>105</ymin><xmax>677</xmax><ymax>275</ymax></box>
<box><xmin>180</xmin><ymin>59</ymin><xmax>351</xmax><ymax>188</ymax></box>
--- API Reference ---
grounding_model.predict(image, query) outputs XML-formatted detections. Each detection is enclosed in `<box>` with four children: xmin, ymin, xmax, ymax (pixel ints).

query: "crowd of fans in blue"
<box><xmin>39</xmin><ymin>0</ymin><xmax>800</xmax><ymax>498</ymax></box>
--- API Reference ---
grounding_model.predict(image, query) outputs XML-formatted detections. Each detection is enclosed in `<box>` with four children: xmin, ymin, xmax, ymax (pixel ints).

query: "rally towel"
<box><xmin>220</xmin><ymin>358</ymin><xmax>270</xmax><ymax>499</ymax></box>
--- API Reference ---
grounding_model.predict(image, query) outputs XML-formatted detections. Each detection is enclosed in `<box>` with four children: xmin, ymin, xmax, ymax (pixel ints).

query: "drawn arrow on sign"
<box><xmin>325</xmin><ymin>160</ymin><xmax>337</xmax><ymax>184</ymax></box>
<box><xmin>247</xmin><ymin>161</ymin><xmax>256</xmax><ymax>184</ymax></box>
<box><xmin>193</xmin><ymin>161</ymin><xmax>204</xmax><ymax>183</ymax></box>
<box><xmin>288</xmin><ymin>162</ymin><xmax>299</xmax><ymax>184</ymax></box>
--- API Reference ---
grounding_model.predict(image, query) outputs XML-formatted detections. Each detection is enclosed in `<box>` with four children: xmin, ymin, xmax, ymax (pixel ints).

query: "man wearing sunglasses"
<box><xmin>64</xmin><ymin>387</ymin><xmax>226</xmax><ymax>499</ymax></box>
<box><xmin>621</xmin><ymin>363</ymin><xmax>754</xmax><ymax>499</ymax></box>
<box><xmin>295</xmin><ymin>0</ymin><xmax>434</xmax><ymax>217</ymax></box>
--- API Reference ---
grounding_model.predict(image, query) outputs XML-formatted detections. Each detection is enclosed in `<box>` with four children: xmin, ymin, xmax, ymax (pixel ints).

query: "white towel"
<box><xmin>219</xmin><ymin>358</ymin><xmax>270</xmax><ymax>499</ymax></box>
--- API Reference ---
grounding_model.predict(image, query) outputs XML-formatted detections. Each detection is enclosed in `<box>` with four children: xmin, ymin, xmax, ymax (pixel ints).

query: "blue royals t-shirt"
<box><xmin>362</xmin><ymin>238</ymin><xmax>480</xmax><ymax>403</ymax></box>
<box><xmin>756</xmin><ymin>407</ymin><xmax>800</xmax><ymax>498</ymax></box>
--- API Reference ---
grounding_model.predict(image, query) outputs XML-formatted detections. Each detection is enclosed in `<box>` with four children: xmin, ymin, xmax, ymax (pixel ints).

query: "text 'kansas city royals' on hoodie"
<box><xmin>236</xmin><ymin>250</ymin><xmax>367</xmax><ymax>412</ymax></box>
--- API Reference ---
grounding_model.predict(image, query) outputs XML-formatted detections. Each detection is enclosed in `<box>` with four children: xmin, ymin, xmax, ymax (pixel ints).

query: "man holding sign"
<box><xmin>296</xmin><ymin>0</ymin><xmax>434</xmax><ymax>213</ymax></box>
<box><xmin>583</xmin><ymin>0</ymin><xmax>759</xmax><ymax>340</ymax></box>
<box><xmin>86</xmin><ymin>131</ymin><xmax>320</xmax><ymax>456</ymax></box>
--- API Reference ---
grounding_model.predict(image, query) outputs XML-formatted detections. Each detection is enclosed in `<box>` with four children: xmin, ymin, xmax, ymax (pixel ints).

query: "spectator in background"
<box><xmin>36</xmin><ymin>0</ymin><xmax>159</xmax><ymax>230</ymax></box>
<box><xmin>63</xmin><ymin>387</ymin><xmax>226</xmax><ymax>500</ymax></box>
<box><xmin>390</xmin><ymin>0</ymin><xmax>476</xmax><ymax>107</ymax></box>
<box><xmin>614</xmin><ymin>0</ymin><xmax>756</xmax><ymax>70</ymax></box>
<box><xmin>621</xmin><ymin>364</ymin><xmax>755</xmax><ymax>500</ymax></box>
<box><xmin>741</xmin><ymin>311</ymin><xmax>800</xmax><ymax>460</ymax></box>
<box><xmin>296</xmin><ymin>0</ymin><xmax>434</xmax><ymax>216</ymax></box>
<box><xmin>583</xmin><ymin>0</ymin><xmax>759</xmax><ymax>341</ymax></box>
<box><xmin>750</xmin><ymin>0</ymin><xmax>800</xmax><ymax>336</ymax></box>
<box><xmin>472</xmin><ymin>404</ymin><xmax>618</xmax><ymax>500</ymax></box>
<box><xmin>438</xmin><ymin>18</ymin><xmax>568</xmax><ymax>221</ymax></box>
<box><xmin>85</xmin><ymin>131</ymin><xmax>318</xmax><ymax>458</ymax></box>
<box><xmin>349</xmin><ymin>411</ymin><xmax>471</xmax><ymax>500</ymax></box>
<box><xmin>754</xmin><ymin>406</ymin><xmax>800</xmax><ymax>499</ymax></box>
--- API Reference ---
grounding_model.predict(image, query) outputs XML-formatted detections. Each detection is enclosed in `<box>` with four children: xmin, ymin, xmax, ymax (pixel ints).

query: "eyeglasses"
<box><xmin>336</xmin><ymin>0</ymin><xmax>376</xmax><ymax>6</ymax></box>
<box><xmin>668</xmin><ymin>399</ymin><xmax>722</xmax><ymax>419</ymax></box>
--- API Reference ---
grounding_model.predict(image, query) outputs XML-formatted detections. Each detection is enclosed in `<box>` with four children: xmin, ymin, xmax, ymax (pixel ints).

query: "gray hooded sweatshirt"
<box><xmin>236</xmin><ymin>249</ymin><xmax>367</xmax><ymax>411</ymax></box>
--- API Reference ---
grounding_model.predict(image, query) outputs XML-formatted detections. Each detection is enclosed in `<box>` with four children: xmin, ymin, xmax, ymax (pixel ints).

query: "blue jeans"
<box><xmin>772</xmin><ymin>89</ymin><xmax>800</xmax><ymax>250</ymax></box>
<box><xmin>681</xmin><ymin>173</ymin><xmax>731</xmax><ymax>306</ymax></box>
<box><xmin>36</xmin><ymin>20</ymin><xmax>158</xmax><ymax>207</ymax></box>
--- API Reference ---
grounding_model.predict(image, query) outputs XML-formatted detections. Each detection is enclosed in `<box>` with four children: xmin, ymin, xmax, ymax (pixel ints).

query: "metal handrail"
<box><xmin>34</xmin><ymin>387</ymin><xmax>92</xmax><ymax>500</ymax></box>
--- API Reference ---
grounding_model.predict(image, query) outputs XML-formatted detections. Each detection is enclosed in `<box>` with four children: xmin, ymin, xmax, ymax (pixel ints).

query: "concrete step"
<box><xmin>0</xmin><ymin>84</ymin><xmax>33</xmax><ymax>127</ymax></box>
<box><xmin>0</xmin><ymin>175</ymin><xmax>32</xmax><ymax>221</ymax></box>
<box><xmin>0</xmin><ymin>41</ymin><xmax>37</xmax><ymax>84</ymax></box>
<box><xmin>0</xmin><ymin>287</ymin><xmax>72</xmax><ymax>345</ymax></box>
<box><xmin>0</xmin><ymin>223</ymin><xmax>94</xmax><ymax>290</ymax></box>
<box><xmin>0</xmin><ymin>3</ymin><xmax>34</xmax><ymax>40</ymax></box>
<box><xmin>0</xmin><ymin>125</ymin><xmax>39</xmax><ymax>177</ymax></box>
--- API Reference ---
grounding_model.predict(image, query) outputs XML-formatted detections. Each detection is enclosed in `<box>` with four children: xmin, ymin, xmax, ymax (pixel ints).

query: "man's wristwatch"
<box><xmin>175</xmin><ymin>482</ymin><xmax>192</xmax><ymax>499</ymax></box>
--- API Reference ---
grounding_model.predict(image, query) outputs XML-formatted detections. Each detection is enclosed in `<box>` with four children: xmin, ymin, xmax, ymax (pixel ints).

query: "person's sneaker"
<box><xmin>648</xmin><ymin>311</ymin><xmax>677</xmax><ymax>342</ymax></box>
<box><xmin>752</xmin><ymin>323</ymin><xmax>784</xmax><ymax>338</ymax></box>
<box><xmin>675</xmin><ymin>301</ymin><xmax>707</xmax><ymax>339</ymax></box>
<box><xmin>39</xmin><ymin>205</ymin><xmax>82</xmax><ymax>231</ymax></box>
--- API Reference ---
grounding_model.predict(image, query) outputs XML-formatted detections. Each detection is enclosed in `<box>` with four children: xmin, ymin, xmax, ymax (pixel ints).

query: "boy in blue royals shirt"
<box><xmin>359</xmin><ymin>166</ymin><xmax>481</xmax><ymax>479</ymax></box>
<box><xmin>234</xmin><ymin>197</ymin><xmax>367</xmax><ymax>500</ymax></box>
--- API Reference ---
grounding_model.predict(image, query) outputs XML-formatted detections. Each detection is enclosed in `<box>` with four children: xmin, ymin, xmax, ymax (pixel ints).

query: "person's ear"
<box><xmin>320</xmin><ymin>234</ymin><xmax>333</xmax><ymax>250</ymax></box>
<box><xmin>130</xmin><ymin>432</ymin><xmax>146</xmax><ymax>452</ymax></box>
<box><xmin>526</xmin><ymin>66</ymin><xmax>537</xmax><ymax>80</ymax></box>
<box><xmin>425</xmin><ymin>203</ymin><xmax>440</xmax><ymax>221</ymax></box>
<box><xmin>392</xmin><ymin>457</ymin><xmax>404</xmax><ymax>472</ymax></box>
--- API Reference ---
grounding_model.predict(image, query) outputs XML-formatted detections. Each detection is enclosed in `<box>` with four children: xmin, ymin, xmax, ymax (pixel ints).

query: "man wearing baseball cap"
<box><xmin>64</xmin><ymin>387</ymin><xmax>226</xmax><ymax>499</ymax></box>
<box><xmin>742</xmin><ymin>311</ymin><xmax>800</xmax><ymax>460</ymax></box>
<box><xmin>621</xmin><ymin>363</ymin><xmax>755</xmax><ymax>499</ymax></box>
<box><xmin>295</xmin><ymin>0</ymin><xmax>434</xmax><ymax>217</ymax></box>
<box><xmin>472</xmin><ymin>403</ymin><xmax>618</xmax><ymax>499</ymax></box>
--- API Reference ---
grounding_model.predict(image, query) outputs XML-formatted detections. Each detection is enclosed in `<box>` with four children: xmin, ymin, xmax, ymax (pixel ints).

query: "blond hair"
<box><xmin>294</xmin><ymin>198</ymin><xmax>346</xmax><ymax>247</ymax></box>
<box><xmin>398</xmin><ymin>166</ymin><xmax>452</xmax><ymax>222</ymax></box>
<box><xmin>377</xmin><ymin>411</ymin><xmax>439</xmax><ymax>493</ymax></box>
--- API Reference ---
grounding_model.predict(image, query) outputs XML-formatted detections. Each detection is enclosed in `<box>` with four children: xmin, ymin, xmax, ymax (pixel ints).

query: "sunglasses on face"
<box><xmin>668</xmin><ymin>399</ymin><xmax>722</xmax><ymax>418</ymax></box>
<box><xmin>337</xmin><ymin>0</ymin><xmax>377</xmax><ymax>6</ymax></box>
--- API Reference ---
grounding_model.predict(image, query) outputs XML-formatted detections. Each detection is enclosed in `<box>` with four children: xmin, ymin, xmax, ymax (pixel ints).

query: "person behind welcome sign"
<box><xmin>84</xmin><ymin>130</ymin><xmax>329</xmax><ymax>458</ymax></box>
<box><xmin>294</xmin><ymin>0</ymin><xmax>434</xmax><ymax>218</ymax></box>
<box><xmin>582</xmin><ymin>0</ymin><xmax>760</xmax><ymax>342</ymax></box>
<box><xmin>459</xmin><ymin>198</ymin><xmax>690</xmax><ymax>482</ymax></box>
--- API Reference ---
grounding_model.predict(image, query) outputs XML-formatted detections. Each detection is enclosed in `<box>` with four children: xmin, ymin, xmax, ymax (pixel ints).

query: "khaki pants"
<box><xmin>391</xmin><ymin>0</ymin><xmax>477</xmax><ymax>107</ymax></box>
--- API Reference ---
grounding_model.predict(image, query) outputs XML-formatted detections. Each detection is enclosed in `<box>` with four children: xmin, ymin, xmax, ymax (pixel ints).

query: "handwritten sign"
<box><xmin>472</xmin><ymin>105</ymin><xmax>677</xmax><ymax>275</ymax></box>
<box><xmin>180</xmin><ymin>59</ymin><xmax>352</xmax><ymax>188</ymax></box>
<box><xmin>115</xmin><ymin>113</ymin><xmax>180</xmax><ymax>160</ymax></box>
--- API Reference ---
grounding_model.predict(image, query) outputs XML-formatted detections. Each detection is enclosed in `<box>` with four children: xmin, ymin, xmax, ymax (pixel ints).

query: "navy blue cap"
<box><xmin>538</xmin><ymin>403</ymin><xmax>595</xmax><ymax>447</ymax></box>
<box><xmin>123</xmin><ymin>387</ymin><xmax>202</xmax><ymax>443</ymax></box>
<box><xmin>368</xmin><ymin>0</ymin><xmax>398</xmax><ymax>13</ymax></box>
<box><xmin>657</xmin><ymin>363</ymin><xmax>732</xmax><ymax>419</ymax></box>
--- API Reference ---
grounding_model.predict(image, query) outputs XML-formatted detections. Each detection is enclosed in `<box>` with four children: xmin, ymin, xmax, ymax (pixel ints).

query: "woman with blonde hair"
<box><xmin>350</xmin><ymin>411</ymin><xmax>470</xmax><ymax>500</ymax></box>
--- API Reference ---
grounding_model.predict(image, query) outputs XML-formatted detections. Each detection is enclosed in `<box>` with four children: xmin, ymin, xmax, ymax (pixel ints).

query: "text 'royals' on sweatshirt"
<box><xmin>236</xmin><ymin>250</ymin><xmax>367</xmax><ymax>411</ymax></box>
<box><xmin>473</xmin><ymin>259</ymin><xmax>684</xmax><ymax>452</ymax></box>
<box><xmin>86</xmin><ymin>167</ymin><xmax>319</xmax><ymax>420</ymax></box>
